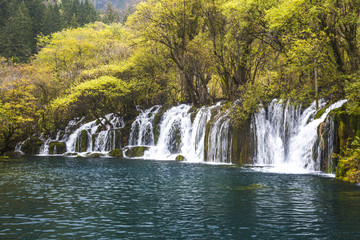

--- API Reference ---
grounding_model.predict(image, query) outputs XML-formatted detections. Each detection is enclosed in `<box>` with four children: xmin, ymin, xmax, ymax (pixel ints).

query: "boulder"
<box><xmin>75</xmin><ymin>130</ymin><xmax>88</xmax><ymax>152</ymax></box>
<box><xmin>124</xmin><ymin>146</ymin><xmax>149</xmax><ymax>158</ymax></box>
<box><xmin>49</xmin><ymin>141</ymin><xmax>66</xmax><ymax>154</ymax></box>
<box><xmin>109</xmin><ymin>149</ymin><xmax>123</xmax><ymax>158</ymax></box>
<box><xmin>86</xmin><ymin>152</ymin><xmax>105</xmax><ymax>158</ymax></box>
<box><xmin>175</xmin><ymin>155</ymin><xmax>186</xmax><ymax>161</ymax></box>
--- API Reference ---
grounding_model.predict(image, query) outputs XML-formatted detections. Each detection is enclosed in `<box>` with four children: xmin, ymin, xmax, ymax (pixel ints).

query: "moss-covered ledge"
<box><xmin>331</xmin><ymin>109</ymin><xmax>360</xmax><ymax>183</ymax></box>
<box><xmin>123</xmin><ymin>146</ymin><xmax>149</xmax><ymax>158</ymax></box>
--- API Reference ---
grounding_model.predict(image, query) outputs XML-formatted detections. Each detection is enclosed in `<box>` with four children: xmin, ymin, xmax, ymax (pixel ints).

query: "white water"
<box><xmin>142</xmin><ymin>105</ymin><xmax>193</xmax><ymax>160</ymax></box>
<box><xmin>129</xmin><ymin>103</ymin><xmax>225</xmax><ymax>162</ymax></box>
<box><xmin>39</xmin><ymin>114</ymin><xmax>124</xmax><ymax>155</ymax></box>
<box><xmin>23</xmin><ymin>98</ymin><xmax>347</xmax><ymax>171</ymax></box>
<box><xmin>206</xmin><ymin>110</ymin><xmax>232</xmax><ymax>163</ymax></box>
<box><xmin>129</xmin><ymin>105</ymin><xmax>161</xmax><ymax>146</ymax></box>
<box><xmin>188</xmin><ymin>105</ymin><xmax>217</xmax><ymax>161</ymax></box>
<box><xmin>252</xmin><ymin>99</ymin><xmax>347</xmax><ymax>173</ymax></box>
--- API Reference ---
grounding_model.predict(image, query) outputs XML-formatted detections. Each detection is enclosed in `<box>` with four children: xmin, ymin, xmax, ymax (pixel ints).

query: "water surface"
<box><xmin>1</xmin><ymin>157</ymin><xmax>360</xmax><ymax>239</ymax></box>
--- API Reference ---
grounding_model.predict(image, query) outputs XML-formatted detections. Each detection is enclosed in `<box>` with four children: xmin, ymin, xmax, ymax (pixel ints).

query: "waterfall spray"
<box><xmin>252</xmin><ymin>99</ymin><xmax>347</xmax><ymax>172</ymax></box>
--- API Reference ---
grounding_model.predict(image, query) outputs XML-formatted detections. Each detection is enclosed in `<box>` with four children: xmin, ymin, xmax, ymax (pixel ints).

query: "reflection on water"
<box><xmin>1</xmin><ymin>157</ymin><xmax>360</xmax><ymax>239</ymax></box>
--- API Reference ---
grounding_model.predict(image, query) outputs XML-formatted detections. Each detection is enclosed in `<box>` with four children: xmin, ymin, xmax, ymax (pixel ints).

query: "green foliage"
<box><xmin>34</xmin><ymin>22</ymin><xmax>130</xmax><ymax>94</ymax></box>
<box><xmin>335</xmin><ymin>137</ymin><xmax>360</xmax><ymax>183</ymax></box>
<box><xmin>0</xmin><ymin>1</ymin><xmax>33</xmax><ymax>62</ymax></box>
<box><xmin>1</xmin><ymin>0</ymin><xmax>360</xmax><ymax>156</ymax></box>
<box><xmin>0</xmin><ymin>59</ymin><xmax>37</xmax><ymax>153</ymax></box>
<box><xmin>127</xmin><ymin>0</ymin><xmax>213</xmax><ymax>104</ymax></box>
<box><xmin>345</xmin><ymin>74</ymin><xmax>360</xmax><ymax>114</ymax></box>
<box><xmin>103</xmin><ymin>2</ymin><xmax>120</xmax><ymax>24</ymax></box>
<box><xmin>49</xmin><ymin>75</ymin><xmax>134</xmax><ymax>128</ymax></box>
<box><xmin>232</xmin><ymin>82</ymin><xmax>268</xmax><ymax>124</ymax></box>
<box><xmin>0</xmin><ymin>0</ymin><xmax>99</xmax><ymax>62</ymax></box>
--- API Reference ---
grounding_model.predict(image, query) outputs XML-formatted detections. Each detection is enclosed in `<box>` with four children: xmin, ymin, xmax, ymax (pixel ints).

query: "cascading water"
<box><xmin>187</xmin><ymin>105</ymin><xmax>217</xmax><ymax>161</ymax></box>
<box><xmin>142</xmin><ymin>105</ymin><xmax>193</xmax><ymax>160</ymax></box>
<box><xmin>26</xmin><ymin>97</ymin><xmax>347</xmax><ymax>171</ymax></box>
<box><xmin>40</xmin><ymin>114</ymin><xmax>124</xmax><ymax>155</ymax></box>
<box><xmin>206</xmin><ymin>110</ymin><xmax>232</xmax><ymax>163</ymax></box>
<box><xmin>315</xmin><ymin>115</ymin><xmax>337</xmax><ymax>172</ymax></box>
<box><xmin>129</xmin><ymin>105</ymin><xmax>161</xmax><ymax>146</ymax></box>
<box><xmin>252</xmin><ymin>99</ymin><xmax>347</xmax><ymax>172</ymax></box>
<box><xmin>131</xmin><ymin>104</ymin><xmax>223</xmax><ymax>162</ymax></box>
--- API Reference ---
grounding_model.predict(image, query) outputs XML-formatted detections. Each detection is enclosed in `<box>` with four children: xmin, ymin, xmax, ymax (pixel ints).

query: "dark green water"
<box><xmin>1</xmin><ymin>157</ymin><xmax>360</xmax><ymax>239</ymax></box>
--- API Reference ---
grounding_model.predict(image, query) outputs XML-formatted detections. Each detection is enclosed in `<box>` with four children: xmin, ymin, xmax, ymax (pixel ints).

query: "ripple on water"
<box><xmin>1</xmin><ymin>157</ymin><xmax>360</xmax><ymax>239</ymax></box>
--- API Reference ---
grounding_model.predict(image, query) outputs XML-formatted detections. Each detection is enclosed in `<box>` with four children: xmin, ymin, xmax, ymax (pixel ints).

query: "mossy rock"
<box><xmin>75</xmin><ymin>130</ymin><xmax>88</xmax><ymax>152</ymax></box>
<box><xmin>120</xmin><ymin>120</ymin><xmax>134</xmax><ymax>147</ymax></box>
<box><xmin>190</xmin><ymin>112</ymin><xmax>197</xmax><ymax>123</ymax></box>
<box><xmin>231</xmin><ymin>120</ymin><xmax>254</xmax><ymax>165</ymax></box>
<box><xmin>175</xmin><ymin>155</ymin><xmax>186</xmax><ymax>161</ymax></box>
<box><xmin>109</xmin><ymin>149</ymin><xmax>123</xmax><ymax>158</ymax></box>
<box><xmin>86</xmin><ymin>153</ymin><xmax>105</xmax><ymax>158</ymax></box>
<box><xmin>153</xmin><ymin>111</ymin><xmax>165</xmax><ymax>145</ymax></box>
<box><xmin>334</xmin><ymin>110</ymin><xmax>360</xmax><ymax>149</ymax></box>
<box><xmin>314</xmin><ymin>107</ymin><xmax>327</xmax><ymax>120</ymax></box>
<box><xmin>21</xmin><ymin>137</ymin><xmax>44</xmax><ymax>155</ymax></box>
<box><xmin>49</xmin><ymin>142</ymin><xmax>66</xmax><ymax>154</ymax></box>
<box><xmin>124</xmin><ymin>146</ymin><xmax>149</xmax><ymax>158</ymax></box>
<box><xmin>188</xmin><ymin>105</ymin><xmax>199</xmax><ymax>114</ymax></box>
<box><xmin>64</xmin><ymin>152</ymin><xmax>78</xmax><ymax>156</ymax></box>
<box><xmin>330</xmin><ymin>109</ymin><xmax>360</xmax><ymax>181</ymax></box>
<box><xmin>114</xmin><ymin>129</ymin><xmax>122</xmax><ymax>149</ymax></box>
<box><xmin>221</xmin><ymin>101</ymin><xmax>232</xmax><ymax>112</ymax></box>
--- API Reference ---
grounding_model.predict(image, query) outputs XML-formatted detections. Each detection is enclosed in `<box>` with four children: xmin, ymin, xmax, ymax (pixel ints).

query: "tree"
<box><xmin>41</xmin><ymin>3</ymin><xmax>63</xmax><ymax>36</ymax></box>
<box><xmin>48</xmin><ymin>76</ymin><xmax>136</xmax><ymax>128</ymax></box>
<box><xmin>127</xmin><ymin>0</ymin><xmax>213</xmax><ymax>104</ymax></box>
<box><xmin>103</xmin><ymin>1</ymin><xmax>120</xmax><ymax>24</ymax></box>
<box><xmin>0</xmin><ymin>1</ymin><xmax>33</xmax><ymax>62</ymax></box>
<box><xmin>0</xmin><ymin>58</ymin><xmax>37</xmax><ymax>153</ymax></box>
<box><xmin>266</xmin><ymin>0</ymin><xmax>346</xmax><ymax>104</ymax></box>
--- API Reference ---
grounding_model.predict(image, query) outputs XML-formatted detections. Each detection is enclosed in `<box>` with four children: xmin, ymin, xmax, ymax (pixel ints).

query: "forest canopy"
<box><xmin>1</xmin><ymin>0</ymin><xmax>360</xmax><ymax>154</ymax></box>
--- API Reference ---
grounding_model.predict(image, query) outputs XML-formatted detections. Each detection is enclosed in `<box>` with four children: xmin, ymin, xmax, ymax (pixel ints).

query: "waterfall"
<box><xmin>129</xmin><ymin>105</ymin><xmax>161</xmax><ymax>146</ymax></box>
<box><xmin>39</xmin><ymin>138</ymin><xmax>51</xmax><ymax>155</ymax></box>
<box><xmin>40</xmin><ymin>114</ymin><xmax>124</xmax><ymax>155</ymax></box>
<box><xmin>132</xmin><ymin>104</ymin><xmax>221</xmax><ymax>162</ymax></box>
<box><xmin>206</xmin><ymin>110</ymin><xmax>232</xmax><ymax>163</ymax></box>
<box><xmin>15</xmin><ymin>140</ymin><xmax>26</xmax><ymax>154</ymax></box>
<box><xmin>187</xmin><ymin>106</ymin><xmax>216</xmax><ymax>161</ymax></box>
<box><xmin>326</xmin><ymin>116</ymin><xmax>336</xmax><ymax>171</ymax></box>
<box><xmin>315</xmin><ymin>115</ymin><xmax>336</xmax><ymax>172</ymax></box>
<box><xmin>252</xmin><ymin>99</ymin><xmax>347</xmax><ymax>172</ymax></box>
<box><xmin>142</xmin><ymin>104</ymin><xmax>193</xmax><ymax>160</ymax></box>
<box><xmin>29</xmin><ymin>98</ymin><xmax>347</xmax><ymax>169</ymax></box>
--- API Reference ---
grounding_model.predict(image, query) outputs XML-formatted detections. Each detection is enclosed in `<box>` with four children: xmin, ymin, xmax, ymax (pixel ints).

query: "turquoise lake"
<box><xmin>1</xmin><ymin>156</ymin><xmax>360</xmax><ymax>239</ymax></box>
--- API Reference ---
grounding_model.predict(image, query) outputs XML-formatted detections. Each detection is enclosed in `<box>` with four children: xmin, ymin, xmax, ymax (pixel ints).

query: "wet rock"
<box><xmin>49</xmin><ymin>142</ymin><xmax>66</xmax><ymax>154</ymax></box>
<box><xmin>124</xmin><ymin>146</ymin><xmax>149</xmax><ymax>158</ymax></box>
<box><xmin>175</xmin><ymin>155</ymin><xmax>186</xmax><ymax>161</ymax></box>
<box><xmin>86</xmin><ymin>153</ymin><xmax>105</xmax><ymax>158</ymax></box>
<box><xmin>109</xmin><ymin>149</ymin><xmax>123</xmax><ymax>158</ymax></box>
<box><xmin>75</xmin><ymin>130</ymin><xmax>88</xmax><ymax>152</ymax></box>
